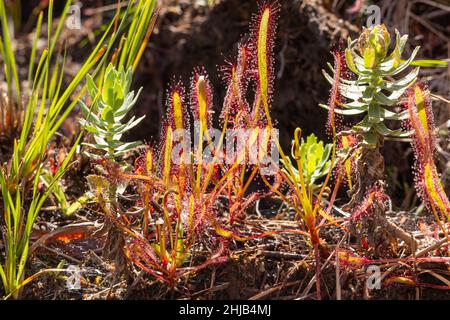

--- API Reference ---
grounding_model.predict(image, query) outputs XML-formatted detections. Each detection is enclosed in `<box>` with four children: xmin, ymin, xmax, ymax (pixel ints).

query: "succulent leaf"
<box><xmin>79</xmin><ymin>64</ymin><xmax>144</xmax><ymax>167</ymax></box>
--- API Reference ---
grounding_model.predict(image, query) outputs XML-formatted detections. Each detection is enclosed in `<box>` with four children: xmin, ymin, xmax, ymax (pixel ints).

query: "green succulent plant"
<box><xmin>320</xmin><ymin>25</ymin><xmax>420</xmax><ymax>148</ymax></box>
<box><xmin>282</xmin><ymin>133</ymin><xmax>332</xmax><ymax>189</ymax></box>
<box><xmin>79</xmin><ymin>64</ymin><xmax>145</xmax><ymax>166</ymax></box>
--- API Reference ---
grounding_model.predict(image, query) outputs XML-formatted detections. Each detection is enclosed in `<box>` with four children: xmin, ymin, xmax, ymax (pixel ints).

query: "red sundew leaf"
<box><xmin>361</xmin><ymin>237</ymin><xmax>369</xmax><ymax>250</ymax></box>
<box><xmin>48</xmin><ymin>157</ymin><xmax>57</xmax><ymax>176</ymax></box>
<box><xmin>335</xmin><ymin>134</ymin><xmax>359</xmax><ymax>189</ymax></box>
<box><xmin>156</xmin><ymin>124</ymin><xmax>190</xmax><ymax>192</ymax></box>
<box><xmin>220</xmin><ymin>41</ymin><xmax>253</xmax><ymax>125</ymax></box>
<box><xmin>187</xmin><ymin>240</ymin><xmax>229</xmax><ymax>272</ymax></box>
<box><xmin>326</xmin><ymin>47</ymin><xmax>348</xmax><ymax>135</ymax></box>
<box><xmin>180</xmin><ymin>194</ymin><xmax>196</xmax><ymax>234</ymax></box>
<box><xmin>350</xmin><ymin>185</ymin><xmax>389</xmax><ymax>221</ymax></box>
<box><xmin>402</xmin><ymin>82</ymin><xmax>436</xmax><ymax>160</ymax></box>
<box><xmin>125</xmin><ymin>239</ymin><xmax>172</xmax><ymax>284</ymax></box>
<box><xmin>133</xmin><ymin>147</ymin><xmax>156</xmax><ymax>233</ymax></box>
<box><xmin>336</xmin><ymin>249</ymin><xmax>371</xmax><ymax>268</ymax></box>
<box><xmin>384</xmin><ymin>276</ymin><xmax>417</xmax><ymax>287</ymax></box>
<box><xmin>134</xmin><ymin>157</ymin><xmax>147</xmax><ymax>176</ymax></box>
<box><xmin>251</xmin><ymin>0</ymin><xmax>280</xmax><ymax>118</ymax></box>
<box><xmin>165</xmin><ymin>80</ymin><xmax>189</xmax><ymax>131</ymax></box>
<box><xmin>420</xmin><ymin>160</ymin><xmax>450</xmax><ymax>221</ymax></box>
<box><xmin>402</xmin><ymin>83</ymin><xmax>450</xmax><ymax>221</ymax></box>
<box><xmin>158</xmin><ymin>125</ymin><xmax>173</xmax><ymax>187</ymax></box>
<box><xmin>134</xmin><ymin>146</ymin><xmax>154</xmax><ymax>176</ymax></box>
<box><xmin>164</xmin><ymin>81</ymin><xmax>190</xmax><ymax>188</ymax></box>
<box><xmin>46</xmin><ymin>148</ymin><xmax>67</xmax><ymax>176</ymax></box>
<box><xmin>251</xmin><ymin>95</ymin><xmax>270</xmax><ymax>127</ymax></box>
<box><xmin>190</xmin><ymin>67</ymin><xmax>213</xmax><ymax>130</ymax></box>
<box><xmin>125</xmin><ymin>237</ymin><xmax>229</xmax><ymax>285</ymax></box>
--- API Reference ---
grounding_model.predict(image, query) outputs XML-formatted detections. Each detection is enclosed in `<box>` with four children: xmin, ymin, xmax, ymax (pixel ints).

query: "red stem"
<box><xmin>314</xmin><ymin>242</ymin><xmax>321</xmax><ymax>300</ymax></box>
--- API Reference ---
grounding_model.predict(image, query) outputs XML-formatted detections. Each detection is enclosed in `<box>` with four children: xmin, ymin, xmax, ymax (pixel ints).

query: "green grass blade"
<box><xmin>0</xmin><ymin>0</ymin><xmax>21</xmax><ymax>102</ymax></box>
<box><xmin>28</xmin><ymin>12</ymin><xmax>44</xmax><ymax>83</ymax></box>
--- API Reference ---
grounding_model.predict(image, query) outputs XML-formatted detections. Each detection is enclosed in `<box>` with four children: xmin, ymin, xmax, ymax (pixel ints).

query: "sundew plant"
<box><xmin>0</xmin><ymin>0</ymin><xmax>449</xmax><ymax>301</ymax></box>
